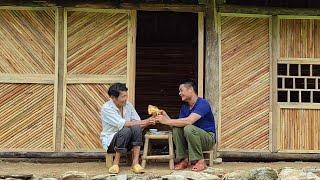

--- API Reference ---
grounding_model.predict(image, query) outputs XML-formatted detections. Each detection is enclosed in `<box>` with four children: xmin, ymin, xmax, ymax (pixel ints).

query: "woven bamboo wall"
<box><xmin>280</xmin><ymin>109</ymin><xmax>320</xmax><ymax>150</ymax></box>
<box><xmin>63</xmin><ymin>10</ymin><xmax>129</xmax><ymax>151</ymax></box>
<box><xmin>220</xmin><ymin>16</ymin><xmax>270</xmax><ymax>150</ymax></box>
<box><xmin>0</xmin><ymin>9</ymin><xmax>55</xmax><ymax>151</ymax></box>
<box><xmin>280</xmin><ymin>19</ymin><xmax>320</xmax><ymax>58</ymax></box>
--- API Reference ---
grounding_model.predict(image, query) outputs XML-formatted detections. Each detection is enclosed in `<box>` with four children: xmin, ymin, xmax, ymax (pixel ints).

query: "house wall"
<box><xmin>0</xmin><ymin>7</ymin><xmax>136</xmax><ymax>153</ymax></box>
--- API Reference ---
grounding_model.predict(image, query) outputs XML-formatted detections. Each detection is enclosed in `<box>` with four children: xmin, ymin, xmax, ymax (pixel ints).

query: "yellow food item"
<box><xmin>148</xmin><ymin>105</ymin><xmax>161</xmax><ymax>116</ymax></box>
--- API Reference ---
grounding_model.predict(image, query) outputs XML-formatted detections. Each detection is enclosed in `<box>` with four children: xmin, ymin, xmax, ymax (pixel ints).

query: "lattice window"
<box><xmin>277</xmin><ymin>63</ymin><xmax>320</xmax><ymax>103</ymax></box>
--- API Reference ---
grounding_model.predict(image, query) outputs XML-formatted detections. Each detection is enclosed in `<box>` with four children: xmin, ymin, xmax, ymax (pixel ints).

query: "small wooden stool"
<box><xmin>203</xmin><ymin>143</ymin><xmax>217</xmax><ymax>167</ymax></box>
<box><xmin>141</xmin><ymin>131</ymin><xmax>174</xmax><ymax>169</ymax></box>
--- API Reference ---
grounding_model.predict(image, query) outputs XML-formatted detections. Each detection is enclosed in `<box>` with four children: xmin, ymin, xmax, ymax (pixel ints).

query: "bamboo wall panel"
<box><xmin>67</xmin><ymin>11</ymin><xmax>128</xmax><ymax>75</ymax></box>
<box><xmin>64</xmin><ymin>84</ymin><xmax>109</xmax><ymax>151</ymax></box>
<box><xmin>280</xmin><ymin>108</ymin><xmax>320</xmax><ymax>150</ymax></box>
<box><xmin>0</xmin><ymin>9</ymin><xmax>55</xmax><ymax>74</ymax></box>
<box><xmin>280</xmin><ymin>19</ymin><xmax>320</xmax><ymax>58</ymax></box>
<box><xmin>0</xmin><ymin>84</ymin><xmax>54</xmax><ymax>151</ymax></box>
<box><xmin>221</xmin><ymin>16</ymin><xmax>270</xmax><ymax>150</ymax></box>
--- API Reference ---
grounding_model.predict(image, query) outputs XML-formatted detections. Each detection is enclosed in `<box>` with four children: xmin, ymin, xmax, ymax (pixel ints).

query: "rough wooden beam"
<box><xmin>271</xmin><ymin>16</ymin><xmax>279</xmax><ymax>153</ymax></box>
<box><xmin>73</xmin><ymin>3</ymin><xmax>205</xmax><ymax>12</ymax></box>
<box><xmin>55</xmin><ymin>7</ymin><xmax>64</xmax><ymax>152</ymax></box>
<box><xmin>218</xmin><ymin>4</ymin><xmax>320</xmax><ymax>16</ymax></box>
<box><xmin>205</xmin><ymin>0</ymin><xmax>219</xmax><ymax>151</ymax></box>
<box><xmin>221</xmin><ymin>151</ymin><xmax>320</xmax><ymax>162</ymax></box>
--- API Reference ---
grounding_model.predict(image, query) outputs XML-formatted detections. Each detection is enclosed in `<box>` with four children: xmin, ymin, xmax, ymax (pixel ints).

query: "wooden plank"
<box><xmin>271</xmin><ymin>16</ymin><xmax>280</xmax><ymax>152</ymax></box>
<box><xmin>66</xmin><ymin>75</ymin><xmax>126</xmax><ymax>84</ymax></box>
<box><xmin>220</xmin><ymin>151</ymin><xmax>320</xmax><ymax>161</ymax></box>
<box><xmin>278</xmin><ymin>103</ymin><xmax>320</xmax><ymax>109</ymax></box>
<box><xmin>220</xmin><ymin>13</ymin><xmax>270</xmax><ymax>18</ymax></box>
<box><xmin>53</xmin><ymin>7</ymin><xmax>59</xmax><ymax>152</ymax></box>
<box><xmin>66</xmin><ymin>7</ymin><xmax>129</xmax><ymax>14</ymax></box>
<box><xmin>73</xmin><ymin>3</ymin><xmax>205</xmax><ymax>13</ymax></box>
<box><xmin>279</xmin><ymin>150</ymin><xmax>320</xmax><ymax>153</ymax></box>
<box><xmin>279</xmin><ymin>15</ymin><xmax>320</xmax><ymax>20</ymax></box>
<box><xmin>60</xmin><ymin>8</ymin><xmax>68</xmax><ymax>151</ymax></box>
<box><xmin>144</xmin><ymin>155</ymin><xmax>174</xmax><ymax>160</ymax></box>
<box><xmin>54</xmin><ymin>7</ymin><xmax>65</xmax><ymax>152</ymax></box>
<box><xmin>0</xmin><ymin>6</ymin><xmax>54</xmax><ymax>10</ymax></box>
<box><xmin>127</xmin><ymin>10</ymin><xmax>137</xmax><ymax>105</ymax></box>
<box><xmin>218</xmin><ymin>148</ymin><xmax>269</xmax><ymax>153</ymax></box>
<box><xmin>218</xmin><ymin>4</ymin><xmax>320</xmax><ymax>16</ymax></box>
<box><xmin>0</xmin><ymin>152</ymin><xmax>106</xmax><ymax>158</ymax></box>
<box><xmin>0</xmin><ymin>74</ymin><xmax>54</xmax><ymax>84</ymax></box>
<box><xmin>217</xmin><ymin>13</ymin><xmax>222</xmax><ymax>150</ymax></box>
<box><xmin>198</xmin><ymin>12</ymin><xmax>204</xmax><ymax>98</ymax></box>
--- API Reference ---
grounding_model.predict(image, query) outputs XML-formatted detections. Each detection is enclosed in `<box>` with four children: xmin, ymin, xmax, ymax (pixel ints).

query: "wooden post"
<box><xmin>127</xmin><ymin>10</ymin><xmax>137</xmax><ymax>105</ymax></box>
<box><xmin>205</xmin><ymin>0</ymin><xmax>220</xmax><ymax>153</ymax></box>
<box><xmin>198</xmin><ymin>12</ymin><xmax>204</xmax><ymax>98</ymax></box>
<box><xmin>168</xmin><ymin>132</ymin><xmax>174</xmax><ymax>170</ymax></box>
<box><xmin>54</xmin><ymin>7</ymin><xmax>65</xmax><ymax>152</ymax></box>
<box><xmin>271</xmin><ymin>16</ymin><xmax>280</xmax><ymax>152</ymax></box>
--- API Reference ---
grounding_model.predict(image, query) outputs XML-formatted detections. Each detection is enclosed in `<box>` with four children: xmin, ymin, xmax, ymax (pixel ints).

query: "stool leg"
<box><xmin>105</xmin><ymin>154</ymin><xmax>113</xmax><ymax>168</ymax></box>
<box><xmin>127</xmin><ymin>153</ymin><xmax>132</xmax><ymax>166</ymax></box>
<box><xmin>168</xmin><ymin>133</ymin><xmax>174</xmax><ymax>170</ymax></box>
<box><xmin>141</xmin><ymin>137</ymin><xmax>149</xmax><ymax>168</ymax></box>
<box><xmin>209</xmin><ymin>150</ymin><xmax>214</xmax><ymax>167</ymax></box>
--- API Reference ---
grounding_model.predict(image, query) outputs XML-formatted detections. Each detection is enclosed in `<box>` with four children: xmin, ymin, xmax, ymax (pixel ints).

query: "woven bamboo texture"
<box><xmin>220</xmin><ymin>16</ymin><xmax>270</xmax><ymax>150</ymax></box>
<box><xmin>0</xmin><ymin>84</ymin><xmax>54</xmax><ymax>151</ymax></box>
<box><xmin>280</xmin><ymin>108</ymin><xmax>320</xmax><ymax>150</ymax></box>
<box><xmin>0</xmin><ymin>9</ymin><xmax>55</xmax><ymax>74</ymax></box>
<box><xmin>280</xmin><ymin>19</ymin><xmax>320</xmax><ymax>58</ymax></box>
<box><xmin>63</xmin><ymin>84</ymin><xmax>110</xmax><ymax>151</ymax></box>
<box><xmin>67</xmin><ymin>11</ymin><xmax>128</xmax><ymax>75</ymax></box>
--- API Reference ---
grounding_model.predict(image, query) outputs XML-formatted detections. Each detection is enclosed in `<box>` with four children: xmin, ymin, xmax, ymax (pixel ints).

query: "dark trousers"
<box><xmin>107</xmin><ymin>125</ymin><xmax>143</xmax><ymax>153</ymax></box>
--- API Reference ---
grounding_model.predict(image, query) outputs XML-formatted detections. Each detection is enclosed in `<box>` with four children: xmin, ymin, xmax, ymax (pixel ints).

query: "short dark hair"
<box><xmin>180</xmin><ymin>79</ymin><xmax>197</xmax><ymax>94</ymax></box>
<box><xmin>108</xmin><ymin>83</ymin><xmax>128</xmax><ymax>98</ymax></box>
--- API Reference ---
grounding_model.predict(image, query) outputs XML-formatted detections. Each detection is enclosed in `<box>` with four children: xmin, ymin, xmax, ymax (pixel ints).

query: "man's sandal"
<box><xmin>131</xmin><ymin>164</ymin><xmax>145</xmax><ymax>174</ymax></box>
<box><xmin>191</xmin><ymin>161</ymin><xmax>206</xmax><ymax>172</ymax></box>
<box><xmin>174</xmin><ymin>160</ymin><xmax>189</xmax><ymax>170</ymax></box>
<box><xmin>108</xmin><ymin>164</ymin><xmax>119</xmax><ymax>174</ymax></box>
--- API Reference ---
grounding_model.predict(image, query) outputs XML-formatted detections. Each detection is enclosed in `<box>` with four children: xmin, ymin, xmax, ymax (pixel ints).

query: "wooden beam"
<box><xmin>218</xmin><ymin>4</ymin><xmax>320</xmax><ymax>16</ymax></box>
<box><xmin>271</xmin><ymin>16</ymin><xmax>279</xmax><ymax>153</ymax></box>
<box><xmin>220</xmin><ymin>151</ymin><xmax>320</xmax><ymax>162</ymax></box>
<box><xmin>2</xmin><ymin>151</ymin><xmax>320</xmax><ymax>162</ymax></box>
<box><xmin>54</xmin><ymin>7</ymin><xmax>65</xmax><ymax>152</ymax></box>
<box><xmin>205</xmin><ymin>0</ymin><xmax>219</xmax><ymax>153</ymax></box>
<box><xmin>198</xmin><ymin>12</ymin><xmax>204</xmax><ymax>98</ymax></box>
<box><xmin>0</xmin><ymin>74</ymin><xmax>54</xmax><ymax>84</ymax></box>
<box><xmin>74</xmin><ymin>3</ymin><xmax>205</xmax><ymax>13</ymax></box>
<box><xmin>66</xmin><ymin>75</ymin><xmax>127</xmax><ymax>84</ymax></box>
<box><xmin>60</xmin><ymin>8</ymin><xmax>68</xmax><ymax>151</ymax></box>
<box><xmin>127</xmin><ymin>10</ymin><xmax>137</xmax><ymax>105</ymax></box>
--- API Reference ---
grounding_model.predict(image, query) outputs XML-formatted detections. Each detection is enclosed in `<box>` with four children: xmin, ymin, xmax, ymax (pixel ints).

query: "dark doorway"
<box><xmin>135</xmin><ymin>11</ymin><xmax>198</xmax><ymax>128</ymax></box>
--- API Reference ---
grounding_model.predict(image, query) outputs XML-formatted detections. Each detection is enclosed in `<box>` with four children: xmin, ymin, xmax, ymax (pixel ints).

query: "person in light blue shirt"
<box><xmin>101</xmin><ymin>83</ymin><xmax>155</xmax><ymax>174</ymax></box>
<box><xmin>155</xmin><ymin>79</ymin><xmax>216</xmax><ymax>172</ymax></box>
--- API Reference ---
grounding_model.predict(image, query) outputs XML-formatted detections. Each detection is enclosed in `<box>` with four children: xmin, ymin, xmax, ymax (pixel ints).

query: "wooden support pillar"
<box><xmin>271</xmin><ymin>15</ymin><xmax>280</xmax><ymax>152</ymax></box>
<box><xmin>205</xmin><ymin>0</ymin><xmax>220</xmax><ymax>151</ymax></box>
<box><xmin>54</xmin><ymin>7</ymin><xmax>65</xmax><ymax>152</ymax></box>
